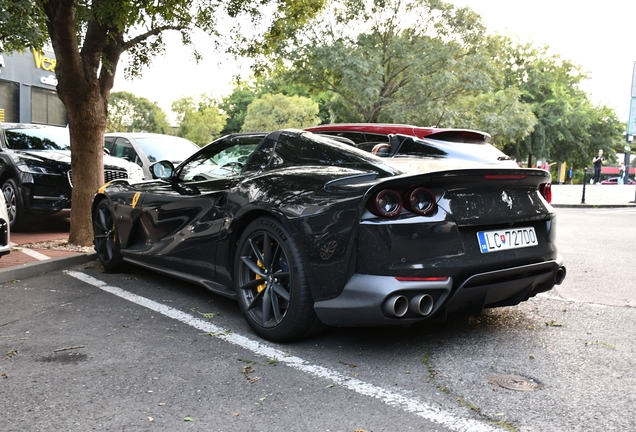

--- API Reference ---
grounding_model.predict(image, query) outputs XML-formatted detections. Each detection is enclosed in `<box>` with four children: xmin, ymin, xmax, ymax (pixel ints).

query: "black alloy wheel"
<box><xmin>93</xmin><ymin>198</ymin><xmax>124</xmax><ymax>271</ymax></box>
<box><xmin>235</xmin><ymin>217</ymin><xmax>323</xmax><ymax>342</ymax></box>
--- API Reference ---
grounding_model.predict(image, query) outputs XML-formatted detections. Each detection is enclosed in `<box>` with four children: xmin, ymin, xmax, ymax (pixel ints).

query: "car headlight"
<box><xmin>16</xmin><ymin>162</ymin><xmax>63</xmax><ymax>175</ymax></box>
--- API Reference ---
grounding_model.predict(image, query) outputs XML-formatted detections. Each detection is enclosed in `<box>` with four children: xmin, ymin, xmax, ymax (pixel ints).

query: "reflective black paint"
<box><xmin>94</xmin><ymin>129</ymin><xmax>563</xmax><ymax>327</ymax></box>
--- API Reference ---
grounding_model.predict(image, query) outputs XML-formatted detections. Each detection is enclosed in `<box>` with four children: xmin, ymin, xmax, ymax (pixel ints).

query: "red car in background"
<box><xmin>304</xmin><ymin>123</ymin><xmax>516</xmax><ymax>167</ymax></box>
<box><xmin>600</xmin><ymin>177</ymin><xmax>636</xmax><ymax>185</ymax></box>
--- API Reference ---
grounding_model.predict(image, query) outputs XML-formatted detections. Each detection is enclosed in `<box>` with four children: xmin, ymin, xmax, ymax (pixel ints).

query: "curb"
<box><xmin>0</xmin><ymin>252</ymin><xmax>98</xmax><ymax>284</ymax></box>
<box><xmin>0</xmin><ymin>200</ymin><xmax>633</xmax><ymax>283</ymax></box>
<box><xmin>553</xmin><ymin>203</ymin><xmax>636</xmax><ymax>208</ymax></box>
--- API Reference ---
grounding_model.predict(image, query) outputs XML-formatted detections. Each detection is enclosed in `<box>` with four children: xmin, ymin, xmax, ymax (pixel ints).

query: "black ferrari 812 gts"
<box><xmin>93</xmin><ymin>130</ymin><xmax>565</xmax><ymax>341</ymax></box>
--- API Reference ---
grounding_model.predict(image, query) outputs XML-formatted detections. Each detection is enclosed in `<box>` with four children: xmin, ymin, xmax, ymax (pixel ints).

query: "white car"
<box><xmin>0</xmin><ymin>191</ymin><xmax>10</xmax><ymax>258</ymax></box>
<box><xmin>104</xmin><ymin>132</ymin><xmax>199</xmax><ymax>179</ymax></box>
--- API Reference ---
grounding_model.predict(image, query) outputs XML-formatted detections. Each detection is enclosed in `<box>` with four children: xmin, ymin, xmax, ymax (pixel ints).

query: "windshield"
<box><xmin>135</xmin><ymin>136</ymin><xmax>199</xmax><ymax>163</ymax></box>
<box><xmin>4</xmin><ymin>127</ymin><xmax>71</xmax><ymax>151</ymax></box>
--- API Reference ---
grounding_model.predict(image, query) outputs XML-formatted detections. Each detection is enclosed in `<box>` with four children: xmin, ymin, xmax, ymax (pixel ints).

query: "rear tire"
<box><xmin>93</xmin><ymin>198</ymin><xmax>125</xmax><ymax>271</ymax></box>
<box><xmin>234</xmin><ymin>217</ymin><xmax>324</xmax><ymax>342</ymax></box>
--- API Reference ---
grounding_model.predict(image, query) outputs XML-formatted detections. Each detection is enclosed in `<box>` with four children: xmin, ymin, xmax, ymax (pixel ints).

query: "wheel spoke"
<box><xmin>105</xmin><ymin>238</ymin><xmax>114</xmax><ymax>260</ymax></box>
<box><xmin>270</xmin><ymin>289</ymin><xmax>283</xmax><ymax>323</ymax></box>
<box><xmin>246</xmin><ymin>288</ymin><xmax>265</xmax><ymax>311</ymax></box>
<box><xmin>262</xmin><ymin>232</ymin><xmax>272</xmax><ymax>269</ymax></box>
<box><xmin>98</xmin><ymin>207</ymin><xmax>108</xmax><ymax>229</ymax></box>
<box><xmin>272</xmin><ymin>270</ymin><xmax>289</xmax><ymax>279</ymax></box>
<box><xmin>95</xmin><ymin>238</ymin><xmax>107</xmax><ymax>255</ymax></box>
<box><xmin>248</xmin><ymin>238</ymin><xmax>263</xmax><ymax>263</ymax></box>
<box><xmin>261</xmin><ymin>286</ymin><xmax>271</xmax><ymax>324</ymax></box>
<box><xmin>240</xmin><ymin>255</ymin><xmax>266</xmax><ymax>277</ymax></box>
<box><xmin>271</xmin><ymin>282</ymin><xmax>290</xmax><ymax>302</ymax></box>
<box><xmin>239</xmin><ymin>278</ymin><xmax>265</xmax><ymax>293</ymax></box>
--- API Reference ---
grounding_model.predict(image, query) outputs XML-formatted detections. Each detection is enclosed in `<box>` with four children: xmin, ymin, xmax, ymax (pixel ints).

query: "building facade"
<box><xmin>0</xmin><ymin>49</ymin><xmax>67</xmax><ymax>126</ymax></box>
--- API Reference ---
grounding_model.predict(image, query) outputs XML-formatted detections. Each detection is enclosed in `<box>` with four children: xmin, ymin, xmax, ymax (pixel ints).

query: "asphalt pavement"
<box><xmin>2</xmin><ymin>186</ymin><xmax>635</xmax><ymax>431</ymax></box>
<box><xmin>0</xmin><ymin>183</ymin><xmax>634</xmax><ymax>284</ymax></box>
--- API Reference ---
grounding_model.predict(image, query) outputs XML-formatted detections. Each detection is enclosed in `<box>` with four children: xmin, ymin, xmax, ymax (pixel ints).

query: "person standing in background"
<box><xmin>592</xmin><ymin>149</ymin><xmax>604</xmax><ymax>184</ymax></box>
<box><xmin>618</xmin><ymin>162</ymin><xmax>625</xmax><ymax>185</ymax></box>
<box><xmin>540</xmin><ymin>160</ymin><xmax>556</xmax><ymax>171</ymax></box>
<box><xmin>566</xmin><ymin>166</ymin><xmax>573</xmax><ymax>184</ymax></box>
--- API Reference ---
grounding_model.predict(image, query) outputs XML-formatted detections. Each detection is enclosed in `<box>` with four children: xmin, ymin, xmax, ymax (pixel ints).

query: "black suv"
<box><xmin>0</xmin><ymin>123</ymin><xmax>144</xmax><ymax>230</ymax></box>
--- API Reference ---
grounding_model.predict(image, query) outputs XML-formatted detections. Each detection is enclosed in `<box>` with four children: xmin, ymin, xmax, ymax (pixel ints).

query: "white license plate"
<box><xmin>477</xmin><ymin>227</ymin><xmax>538</xmax><ymax>254</ymax></box>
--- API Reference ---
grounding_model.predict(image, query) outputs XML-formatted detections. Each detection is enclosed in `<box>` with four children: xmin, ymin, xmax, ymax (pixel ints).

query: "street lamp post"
<box><xmin>581</xmin><ymin>167</ymin><xmax>588</xmax><ymax>204</ymax></box>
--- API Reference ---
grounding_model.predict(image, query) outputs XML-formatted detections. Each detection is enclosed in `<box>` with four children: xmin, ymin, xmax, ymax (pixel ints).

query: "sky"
<box><xmin>112</xmin><ymin>0</ymin><xmax>636</xmax><ymax>121</ymax></box>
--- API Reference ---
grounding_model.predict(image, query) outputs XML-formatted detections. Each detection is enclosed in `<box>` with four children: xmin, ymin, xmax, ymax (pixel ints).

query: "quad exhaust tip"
<box><xmin>410</xmin><ymin>294</ymin><xmax>434</xmax><ymax>316</ymax></box>
<box><xmin>383</xmin><ymin>293</ymin><xmax>435</xmax><ymax>318</ymax></box>
<box><xmin>555</xmin><ymin>267</ymin><xmax>566</xmax><ymax>285</ymax></box>
<box><xmin>383</xmin><ymin>295</ymin><xmax>409</xmax><ymax>317</ymax></box>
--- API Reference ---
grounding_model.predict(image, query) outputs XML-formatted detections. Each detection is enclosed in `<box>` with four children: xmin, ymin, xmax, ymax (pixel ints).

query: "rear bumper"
<box><xmin>313</xmin><ymin>256</ymin><xmax>565</xmax><ymax>327</ymax></box>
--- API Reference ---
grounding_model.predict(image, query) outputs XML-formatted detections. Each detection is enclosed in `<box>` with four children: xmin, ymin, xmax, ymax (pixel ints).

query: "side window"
<box><xmin>179</xmin><ymin>140</ymin><xmax>260</xmax><ymax>182</ymax></box>
<box><xmin>363</xmin><ymin>133</ymin><xmax>388</xmax><ymax>142</ymax></box>
<box><xmin>104</xmin><ymin>137</ymin><xmax>115</xmax><ymax>153</ymax></box>
<box><xmin>396</xmin><ymin>137</ymin><xmax>448</xmax><ymax>158</ymax></box>
<box><xmin>113</xmin><ymin>138</ymin><xmax>142</xmax><ymax>166</ymax></box>
<box><xmin>320</xmin><ymin>131</ymin><xmax>367</xmax><ymax>144</ymax></box>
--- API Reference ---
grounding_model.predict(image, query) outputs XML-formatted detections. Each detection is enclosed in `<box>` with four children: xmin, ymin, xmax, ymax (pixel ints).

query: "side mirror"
<box><xmin>150</xmin><ymin>160</ymin><xmax>175</xmax><ymax>180</ymax></box>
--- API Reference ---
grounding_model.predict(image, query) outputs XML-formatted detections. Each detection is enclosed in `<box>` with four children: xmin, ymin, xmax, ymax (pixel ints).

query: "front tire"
<box><xmin>235</xmin><ymin>217</ymin><xmax>323</xmax><ymax>342</ymax></box>
<box><xmin>2</xmin><ymin>178</ymin><xmax>29</xmax><ymax>231</ymax></box>
<box><xmin>93</xmin><ymin>198</ymin><xmax>124</xmax><ymax>271</ymax></box>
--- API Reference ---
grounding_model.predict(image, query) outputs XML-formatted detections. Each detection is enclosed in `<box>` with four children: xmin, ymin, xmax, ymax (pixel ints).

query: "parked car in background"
<box><xmin>104</xmin><ymin>132</ymin><xmax>199</xmax><ymax>179</ymax></box>
<box><xmin>304</xmin><ymin>123</ymin><xmax>516</xmax><ymax>168</ymax></box>
<box><xmin>0</xmin><ymin>192</ymin><xmax>10</xmax><ymax>258</ymax></box>
<box><xmin>0</xmin><ymin>123</ymin><xmax>144</xmax><ymax>230</ymax></box>
<box><xmin>93</xmin><ymin>129</ymin><xmax>564</xmax><ymax>341</ymax></box>
<box><xmin>600</xmin><ymin>177</ymin><xmax>636</xmax><ymax>185</ymax></box>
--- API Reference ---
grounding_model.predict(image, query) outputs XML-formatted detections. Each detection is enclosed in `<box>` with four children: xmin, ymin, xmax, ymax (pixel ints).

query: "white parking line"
<box><xmin>65</xmin><ymin>270</ymin><xmax>499</xmax><ymax>432</ymax></box>
<box><xmin>18</xmin><ymin>248</ymin><xmax>51</xmax><ymax>261</ymax></box>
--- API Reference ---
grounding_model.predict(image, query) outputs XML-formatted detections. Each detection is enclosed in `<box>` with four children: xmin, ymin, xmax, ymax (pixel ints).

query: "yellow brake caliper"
<box><xmin>256</xmin><ymin>259</ymin><xmax>266</xmax><ymax>293</ymax></box>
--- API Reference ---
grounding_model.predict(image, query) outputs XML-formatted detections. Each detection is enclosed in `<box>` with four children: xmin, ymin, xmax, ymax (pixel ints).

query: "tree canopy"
<box><xmin>0</xmin><ymin>0</ymin><xmax>326</xmax><ymax>245</ymax></box>
<box><xmin>172</xmin><ymin>95</ymin><xmax>226</xmax><ymax>146</ymax></box>
<box><xmin>491</xmin><ymin>36</ymin><xmax>623</xmax><ymax>167</ymax></box>
<box><xmin>252</xmin><ymin>0</ymin><xmax>624</xmax><ymax>169</ymax></box>
<box><xmin>273</xmin><ymin>0</ymin><xmax>493</xmax><ymax>123</ymax></box>
<box><xmin>107</xmin><ymin>91</ymin><xmax>170</xmax><ymax>133</ymax></box>
<box><xmin>241</xmin><ymin>93</ymin><xmax>320</xmax><ymax>132</ymax></box>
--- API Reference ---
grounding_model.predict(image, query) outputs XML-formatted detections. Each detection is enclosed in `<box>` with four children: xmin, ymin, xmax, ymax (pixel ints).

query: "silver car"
<box><xmin>104</xmin><ymin>133</ymin><xmax>199</xmax><ymax>179</ymax></box>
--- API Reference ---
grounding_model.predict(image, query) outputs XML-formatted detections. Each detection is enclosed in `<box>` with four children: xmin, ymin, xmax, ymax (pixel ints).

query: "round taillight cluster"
<box><xmin>403</xmin><ymin>187</ymin><xmax>436</xmax><ymax>215</ymax></box>
<box><xmin>368</xmin><ymin>187</ymin><xmax>436</xmax><ymax>218</ymax></box>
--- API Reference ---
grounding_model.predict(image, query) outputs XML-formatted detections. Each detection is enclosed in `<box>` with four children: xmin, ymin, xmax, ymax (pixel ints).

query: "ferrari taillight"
<box><xmin>368</xmin><ymin>187</ymin><xmax>437</xmax><ymax>218</ymax></box>
<box><xmin>368</xmin><ymin>189</ymin><xmax>402</xmax><ymax>217</ymax></box>
<box><xmin>403</xmin><ymin>187</ymin><xmax>436</xmax><ymax>215</ymax></box>
<box><xmin>539</xmin><ymin>182</ymin><xmax>552</xmax><ymax>203</ymax></box>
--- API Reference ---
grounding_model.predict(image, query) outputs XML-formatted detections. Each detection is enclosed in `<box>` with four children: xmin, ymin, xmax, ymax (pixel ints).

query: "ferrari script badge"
<box><xmin>501</xmin><ymin>191</ymin><xmax>513</xmax><ymax>209</ymax></box>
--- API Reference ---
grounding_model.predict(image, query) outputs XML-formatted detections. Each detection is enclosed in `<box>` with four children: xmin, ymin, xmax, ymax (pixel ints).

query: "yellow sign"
<box><xmin>0</xmin><ymin>109</ymin><xmax>4</xmax><ymax>122</ymax></box>
<box><xmin>32</xmin><ymin>49</ymin><xmax>56</xmax><ymax>72</ymax></box>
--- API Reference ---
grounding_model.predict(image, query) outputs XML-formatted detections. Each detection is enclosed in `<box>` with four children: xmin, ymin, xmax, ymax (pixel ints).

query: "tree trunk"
<box><xmin>65</xmin><ymin>97</ymin><xmax>107</xmax><ymax>246</ymax></box>
<box><xmin>42</xmin><ymin>1</ymin><xmax>116</xmax><ymax>246</ymax></box>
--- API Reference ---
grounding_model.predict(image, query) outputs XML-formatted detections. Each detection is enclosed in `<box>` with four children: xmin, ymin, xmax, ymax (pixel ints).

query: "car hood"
<box><xmin>17</xmin><ymin>149</ymin><xmax>135</xmax><ymax>170</ymax></box>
